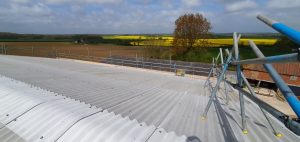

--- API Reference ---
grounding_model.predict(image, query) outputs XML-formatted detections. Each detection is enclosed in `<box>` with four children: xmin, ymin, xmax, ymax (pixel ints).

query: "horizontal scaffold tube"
<box><xmin>231</xmin><ymin>52</ymin><xmax>299</xmax><ymax>65</ymax></box>
<box><xmin>257</xmin><ymin>15</ymin><xmax>300</xmax><ymax>45</ymax></box>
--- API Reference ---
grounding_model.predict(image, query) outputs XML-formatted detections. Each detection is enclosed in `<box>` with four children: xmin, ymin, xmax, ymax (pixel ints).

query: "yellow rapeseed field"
<box><xmin>103</xmin><ymin>35</ymin><xmax>277</xmax><ymax>47</ymax></box>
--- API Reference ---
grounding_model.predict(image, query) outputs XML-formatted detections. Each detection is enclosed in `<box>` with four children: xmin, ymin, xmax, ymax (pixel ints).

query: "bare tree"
<box><xmin>172</xmin><ymin>13</ymin><xmax>211</xmax><ymax>55</ymax></box>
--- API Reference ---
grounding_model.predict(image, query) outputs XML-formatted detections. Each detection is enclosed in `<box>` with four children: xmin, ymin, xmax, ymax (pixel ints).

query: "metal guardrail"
<box><xmin>57</xmin><ymin>53</ymin><xmax>211</xmax><ymax>76</ymax></box>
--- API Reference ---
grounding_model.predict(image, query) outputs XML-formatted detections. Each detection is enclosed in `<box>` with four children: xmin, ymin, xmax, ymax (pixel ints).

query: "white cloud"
<box><xmin>268</xmin><ymin>0</ymin><xmax>300</xmax><ymax>9</ymax></box>
<box><xmin>10</xmin><ymin>0</ymin><xmax>30</xmax><ymax>4</ymax></box>
<box><xmin>225</xmin><ymin>0</ymin><xmax>257</xmax><ymax>12</ymax></box>
<box><xmin>181</xmin><ymin>0</ymin><xmax>201</xmax><ymax>7</ymax></box>
<box><xmin>44</xmin><ymin>0</ymin><xmax>123</xmax><ymax>5</ymax></box>
<box><xmin>0</xmin><ymin>2</ymin><xmax>53</xmax><ymax>24</ymax></box>
<box><xmin>0</xmin><ymin>0</ymin><xmax>300</xmax><ymax>34</ymax></box>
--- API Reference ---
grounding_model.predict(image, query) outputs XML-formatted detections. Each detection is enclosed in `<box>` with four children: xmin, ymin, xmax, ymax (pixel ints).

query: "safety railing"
<box><xmin>57</xmin><ymin>53</ymin><xmax>211</xmax><ymax>76</ymax></box>
<box><xmin>202</xmin><ymin>15</ymin><xmax>300</xmax><ymax>136</ymax></box>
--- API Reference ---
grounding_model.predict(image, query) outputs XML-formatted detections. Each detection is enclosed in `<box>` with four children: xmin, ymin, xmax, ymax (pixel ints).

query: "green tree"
<box><xmin>172</xmin><ymin>13</ymin><xmax>211</xmax><ymax>55</ymax></box>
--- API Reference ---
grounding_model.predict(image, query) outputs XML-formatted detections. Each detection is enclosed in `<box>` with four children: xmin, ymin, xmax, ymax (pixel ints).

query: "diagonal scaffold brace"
<box><xmin>240</xmin><ymin>72</ymin><xmax>282</xmax><ymax>137</ymax></box>
<box><xmin>202</xmin><ymin>33</ymin><xmax>249</xmax><ymax>134</ymax></box>
<box><xmin>204</xmin><ymin>58</ymin><xmax>215</xmax><ymax>89</ymax></box>
<box><xmin>204</xmin><ymin>49</ymin><xmax>227</xmax><ymax>96</ymax></box>
<box><xmin>201</xmin><ymin>45</ymin><xmax>234</xmax><ymax>120</ymax></box>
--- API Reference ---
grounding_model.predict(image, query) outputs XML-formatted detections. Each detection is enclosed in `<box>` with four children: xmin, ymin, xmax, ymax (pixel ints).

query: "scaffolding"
<box><xmin>202</xmin><ymin>15</ymin><xmax>300</xmax><ymax>136</ymax></box>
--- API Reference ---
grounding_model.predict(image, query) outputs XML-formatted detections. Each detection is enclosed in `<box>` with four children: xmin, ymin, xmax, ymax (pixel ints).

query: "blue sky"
<box><xmin>0</xmin><ymin>0</ymin><xmax>299</xmax><ymax>34</ymax></box>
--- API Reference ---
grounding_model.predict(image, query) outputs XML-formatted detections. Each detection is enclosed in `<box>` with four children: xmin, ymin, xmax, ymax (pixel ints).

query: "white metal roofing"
<box><xmin>0</xmin><ymin>77</ymin><xmax>63</xmax><ymax>127</ymax></box>
<box><xmin>0</xmin><ymin>75</ymin><xmax>184</xmax><ymax>142</ymax></box>
<box><xmin>57</xmin><ymin>110</ymin><xmax>156</xmax><ymax>142</ymax></box>
<box><xmin>0</xmin><ymin>55</ymin><xmax>299</xmax><ymax>142</ymax></box>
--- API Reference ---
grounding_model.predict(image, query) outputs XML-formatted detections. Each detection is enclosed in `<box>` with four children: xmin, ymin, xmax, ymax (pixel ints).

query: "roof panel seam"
<box><xmin>0</xmin><ymin>98</ymin><xmax>63</xmax><ymax>129</ymax></box>
<box><xmin>145</xmin><ymin>127</ymin><xmax>158</xmax><ymax>142</ymax></box>
<box><xmin>55</xmin><ymin>110</ymin><xmax>104</xmax><ymax>141</ymax></box>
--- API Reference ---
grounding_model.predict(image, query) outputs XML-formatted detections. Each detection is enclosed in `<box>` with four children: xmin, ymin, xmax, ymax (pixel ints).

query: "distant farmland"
<box><xmin>0</xmin><ymin>34</ymin><xmax>288</xmax><ymax>63</ymax></box>
<box><xmin>102</xmin><ymin>35</ymin><xmax>278</xmax><ymax>47</ymax></box>
<box><xmin>0</xmin><ymin>42</ymin><xmax>144</xmax><ymax>58</ymax></box>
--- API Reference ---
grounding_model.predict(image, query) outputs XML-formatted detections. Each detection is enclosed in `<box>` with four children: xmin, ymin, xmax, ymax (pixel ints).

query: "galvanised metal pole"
<box><xmin>219</xmin><ymin>48</ymin><xmax>224</xmax><ymax>66</ymax></box>
<box><xmin>219</xmin><ymin>48</ymin><xmax>229</xmax><ymax>104</ymax></box>
<box><xmin>204</xmin><ymin>67</ymin><xmax>213</xmax><ymax>88</ymax></box>
<box><xmin>169</xmin><ymin>51</ymin><xmax>172</xmax><ymax>72</ymax></box>
<box><xmin>240</xmin><ymin>72</ymin><xmax>282</xmax><ymax>137</ymax></box>
<box><xmin>212</xmin><ymin>58</ymin><xmax>217</xmax><ymax>77</ymax></box>
<box><xmin>204</xmin><ymin>59</ymin><xmax>215</xmax><ymax>88</ymax></box>
<box><xmin>225</xmin><ymin>49</ymin><xmax>230</xmax><ymax>57</ymax></box>
<box><xmin>202</xmin><ymin>48</ymin><xmax>233</xmax><ymax>119</ymax></box>
<box><xmin>249</xmin><ymin>40</ymin><xmax>300</xmax><ymax>118</ymax></box>
<box><xmin>231</xmin><ymin>53</ymin><xmax>299</xmax><ymax>65</ymax></box>
<box><xmin>215</xmin><ymin>52</ymin><xmax>220</xmax><ymax>64</ymax></box>
<box><xmin>4</xmin><ymin>44</ymin><xmax>6</xmax><ymax>55</ymax></box>
<box><xmin>234</xmin><ymin>32</ymin><xmax>247</xmax><ymax>133</ymax></box>
<box><xmin>257</xmin><ymin>15</ymin><xmax>300</xmax><ymax>45</ymax></box>
<box><xmin>136</xmin><ymin>52</ymin><xmax>138</xmax><ymax>68</ymax></box>
<box><xmin>224</xmin><ymin>78</ymin><xmax>229</xmax><ymax>104</ymax></box>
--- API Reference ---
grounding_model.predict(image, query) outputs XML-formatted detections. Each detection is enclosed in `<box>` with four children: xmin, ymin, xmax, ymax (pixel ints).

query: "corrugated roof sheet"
<box><xmin>3</xmin><ymin>99</ymin><xmax>101</xmax><ymax>141</ymax></box>
<box><xmin>0</xmin><ymin>55</ymin><xmax>299</xmax><ymax>142</ymax></box>
<box><xmin>0</xmin><ymin>76</ymin><xmax>63</xmax><ymax>127</ymax></box>
<box><xmin>0</xmin><ymin>76</ymin><xmax>185</xmax><ymax>142</ymax></box>
<box><xmin>57</xmin><ymin>110</ymin><xmax>156</xmax><ymax>142</ymax></box>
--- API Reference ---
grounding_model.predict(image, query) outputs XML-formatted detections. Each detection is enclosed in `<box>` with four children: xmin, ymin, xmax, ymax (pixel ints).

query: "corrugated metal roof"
<box><xmin>57</xmin><ymin>110</ymin><xmax>156</xmax><ymax>142</ymax></box>
<box><xmin>0</xmin><ymin>76</ymin><xmax>63</xmax><ymax>127</ymax></box>
<box><xmin>0</xmin><ymin>55</ymin><xmax>299</xmax><ymax>142</ymax></box>
<box><xmin>147</xmin><ymin>128</ymin><xmax>187</xmax><ymax>142</ymax></box>
<box><xmin>0</xmin><ymin>126</ymin><xmax>26</xmax><ymax>142</ymax></box>
<box><xmin>2</xmin><ymin>99</ymin><xmax>101</xmax><ymax>142</ymax></box>
<box><xmin>0</xmin><ymin>76</ymin><xmax>185</xmax><ymax>142</ymax></box>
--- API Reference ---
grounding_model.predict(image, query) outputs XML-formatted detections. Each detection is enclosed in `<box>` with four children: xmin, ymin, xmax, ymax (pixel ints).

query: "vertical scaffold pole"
<box><xmin>215</xmin><ymin>52</ymin><xmax>220</xmax><ymax>64</ymax></box>
<box><xmin>234</xmin><ymin>32</ymin><xmax>247</xmax><ymax>133</ymax></box>
<box><xmin>220</xmin><ymin>48</ymin><xmax>224</xmax><ymax>66</ymax></box>
<box><xmin>4</xmin><ymin>44</ymin><xmax>7</xmax><ymax>55</ymax></box>
<box><xmin>219</xmin><ymin>48</ymin><xmax>229</xmax><ymax>104</ymax></box>
<box><xmin>240</xmin><ymin>72</ymin><xmax>282</xmax><ymax>137</ymax></box>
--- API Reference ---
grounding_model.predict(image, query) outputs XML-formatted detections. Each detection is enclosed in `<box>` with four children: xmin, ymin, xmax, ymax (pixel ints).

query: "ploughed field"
<box><xmin>0</xmin><ymin>42</ymin><xmax>144</xmax><ymax>58</ymax></box>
